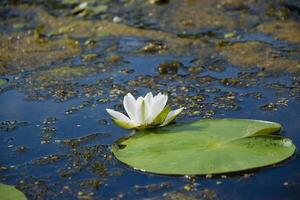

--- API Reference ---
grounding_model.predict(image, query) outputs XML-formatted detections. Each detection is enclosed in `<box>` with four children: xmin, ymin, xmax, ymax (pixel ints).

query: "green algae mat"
<box><xmin>0</xmin><ymin>183</ymin><xmax>26</xmax><ymax>200</ymax></box>
<box><xmin>113</xmin><ymin>119</ymin><xmax>295</xmax><ymax>175</ymax></box>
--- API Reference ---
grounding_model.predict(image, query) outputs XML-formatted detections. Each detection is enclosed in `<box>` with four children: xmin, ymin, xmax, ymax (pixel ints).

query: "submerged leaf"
<box><xmin>113</xmin><ymin>119</ymin><xmax>296</xmax><ymax>175</ymax></box>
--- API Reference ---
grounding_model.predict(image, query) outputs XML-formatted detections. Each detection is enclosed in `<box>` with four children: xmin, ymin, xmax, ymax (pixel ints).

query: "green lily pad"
<box><xmin>0</xmin><ymin>183</ymin><xmax>26</xmax><ymax>200</ymax></box>
<box><xmin>113</xmin><ymin>119</ymin><xmax>296</xmax><ymax>175</ymax></box>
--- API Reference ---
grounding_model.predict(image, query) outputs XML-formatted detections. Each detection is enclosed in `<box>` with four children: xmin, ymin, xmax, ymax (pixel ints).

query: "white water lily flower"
<box><xmin>106</xmin><ymin>92</ymin><xmax>184</xmax><ymax>130</ymax></box>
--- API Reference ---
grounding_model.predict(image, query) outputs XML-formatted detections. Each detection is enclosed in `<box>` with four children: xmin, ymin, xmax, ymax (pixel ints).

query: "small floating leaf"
<box><xmin>0</xmin><ymin>183</ymin><xmax>26</xmax><ymax>200</ymax></box>
<box><xmin>224</xmin><ymin>31</ymin><xmax>236</xmax><ymax>39</ymax></box>
<box><xmin>0</xmin><ymin>78</ymin><xmax>8</xmax><ymax>86</ymax></box>
<box><xmin>13</xmin><ymin>23</ymin><xmax>26</xmax><ymax>30</ymax></box>
<box><xmin>97</xmin><ymin>31</ymin><xmax>110</xmax><ymax>38</ymax></box>
<box><xmin>113</xmin><ymin>119</ymin><xmax>295</xmax><ymax>175</ymax></box>
<box><xmin>62</xmin><ymin>0</ymin><xmax>80</xmax><ymax>4</ymax></box>
<box><xmin>93</xmin><ymin>5</ymin><xmax>108</xmax><ymax>14</ymax></box>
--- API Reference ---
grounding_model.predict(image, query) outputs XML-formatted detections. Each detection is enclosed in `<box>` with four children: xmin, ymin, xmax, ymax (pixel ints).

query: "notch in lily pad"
<box><xmin>112</xmin><ymin>119</ymin><xmax>296</xmax><ymax>175</ymax></box>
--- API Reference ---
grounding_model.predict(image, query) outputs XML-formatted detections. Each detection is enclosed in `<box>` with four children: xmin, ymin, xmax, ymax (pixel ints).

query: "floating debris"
<box><xmin>141</xmin><ymin>41</ymin><xmax>167</xmax><ymax>54</ymax></box>
<box><xmin>43</xmin><ymin>117</ymin><xmax>57</xmax><ymax>125</ymax></box>
<box><xmin>63</xmin><ymin>133</ymin><xmax>110</xmax><ymax>148</ymax></box>
<box><xmin>149</xmin><ymin>0</ymin><xmax>169</xmax><ymax>5</ymax></box>
<box><xmin>220</xmin><ymin>77</ymin><xmax>247</xmax><ymax>87</ymax></box>
<box><xmin>260</xmin><ymin>98</ymin><xmax>289</xmax><ymax>111</ymax></box>
<box><xmin>158</xmin><ymin>60</ymin><xmax>183</xmax><ymax>75</ymax></box>
<box><xmin>41</xmin><ymin>126</ymin><xmax>56</xmax><ymax>144</ymax></box>
<box><xmin>241</xmin><ymin>92</ymin><xmax>263</xmax><ymax>100</ymax></box>
<box><xmin>33</xmin><ymin>154</ymin><xmax>64</xmax><ymax>165</ymax></box>
<box><xmin>106</xmin><ymin>55</ymin><xmax>122</xmax><ymax>63</ymax></box>
<box><xmin>14</xmin><ymin>146</ymin><xmax>28</xmax><ymax>153</ymax></box>
<box><xmin>0</xmin><ymin>120</ymin><xmax>28</xmax><ymax>132</ymax></box>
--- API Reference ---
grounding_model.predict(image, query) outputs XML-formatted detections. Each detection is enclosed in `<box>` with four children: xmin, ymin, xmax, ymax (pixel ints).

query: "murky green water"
<box><xmin>0</xmin><ymin>0</ymin><xmax>300</xmax><ymax>199</ymax></box>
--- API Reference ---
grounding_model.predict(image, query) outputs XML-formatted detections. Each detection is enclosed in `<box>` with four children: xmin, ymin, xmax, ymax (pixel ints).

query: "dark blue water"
<box><xmin>0</xmin><ymin>55</ymin><xmax>299</xmax><ymax>200</ymax></box>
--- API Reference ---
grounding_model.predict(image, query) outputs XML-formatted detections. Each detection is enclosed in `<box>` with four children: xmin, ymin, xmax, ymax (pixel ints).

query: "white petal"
<box><xmin>153</xmin><ymin>92</ymin><xmax>162</xmax><ymax>102</ymax></box>
<box><xmin>160</xmin><ymin>107</ymin><xmax>184</xmax><ymax>126</ymax></box>
<box><xmin>123</xmin><ymin>93</ymin><xmax>138</xmax><ymax>123</ymax></box>
<box><xmin>144</xmin><ymin>92</ymin><xmax>153</xmax><ymax>105</ymax></box>
<box><xmin>106</xmin><ymin>109</ymin><xmax>132</xmax><ymax>123</ymax></box>
<box><xmin>150</xmin><ymin>94</ymin><xmax>168</xmax><ymax>121</ymax></box>
<box><xmin>135</xmin><ymin>97</ymin><xmax>144</xmax><ymax>124</ymax></box>
<box><xmin>144</xmin><ymin>92</ymin><xmax>154</xmax><ymax>123</ymax></box>
<box><xmin>112</xmin><ymin>119</ymin><xmax>139</xmax><ymax>129</ymax></box>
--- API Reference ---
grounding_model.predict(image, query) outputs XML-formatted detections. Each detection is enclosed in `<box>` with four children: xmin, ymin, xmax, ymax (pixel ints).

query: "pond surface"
<box><xmin>0</xmin><ymin>0</ymin><xmax>300</xmax><ymax>199</ymax></box>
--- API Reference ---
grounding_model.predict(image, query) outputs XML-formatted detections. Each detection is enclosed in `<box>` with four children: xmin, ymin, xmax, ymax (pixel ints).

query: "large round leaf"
<box><xmin>0</xmin><ymin>183</ymin><xmax>26</xmax><ymax>200</ymax></box>
<box><xmin>113</xmin><ymin>119</ymin><xmax>296</xmax><ymax>175</ymax></box>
